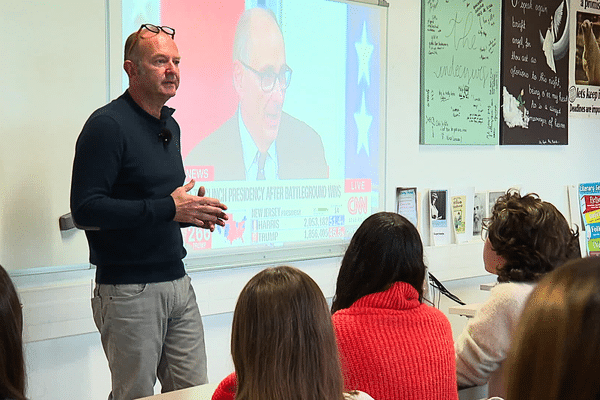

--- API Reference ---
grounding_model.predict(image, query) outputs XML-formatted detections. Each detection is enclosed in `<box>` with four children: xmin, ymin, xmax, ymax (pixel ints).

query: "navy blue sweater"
<box><xmin>70</xmin><ymin>91</ymin><xmax>187</xmax><ymax>284</ymax></box>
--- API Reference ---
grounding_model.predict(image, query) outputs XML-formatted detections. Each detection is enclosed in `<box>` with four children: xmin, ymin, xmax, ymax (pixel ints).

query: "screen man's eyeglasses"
<box><xmin>126</xmin><ymin>24</ymin><xmax>176</xmax><ymax>60</ymax></box>
<box><xmin>240</xmin><ymin>61</ymin><xmax>292</xmax><ymax>92</ymax></box>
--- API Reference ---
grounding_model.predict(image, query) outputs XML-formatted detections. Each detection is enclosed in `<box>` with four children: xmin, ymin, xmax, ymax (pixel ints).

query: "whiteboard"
<box><xmin>0</xmin><ymin>0</ymin><xmax>107</xmax><ymax>273</ymax></box>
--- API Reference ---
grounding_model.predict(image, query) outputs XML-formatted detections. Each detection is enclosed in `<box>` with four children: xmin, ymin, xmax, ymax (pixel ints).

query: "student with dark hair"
<box><xmin>504</xmin><ymin>256</ymin><xmax>600</xmax><ymax>400</ymax></box>
<box><xmin>455</xmin><ymin>189</ymin><xmax>581</xmax><ymax>398</ymax></box>
<box><xmin>331</xmin><ymin>212</ymin><xmax>458</xmax><ymax>400</ymax></box>
<box><xmin>0</xmin><ymin>264</ymin><xmax>26</xmax><ymax>400</ymax></box>
<box><xmin>212</xmin><ymin>266</ymin><xmax>373</xmax><ymax>400</ymax></box>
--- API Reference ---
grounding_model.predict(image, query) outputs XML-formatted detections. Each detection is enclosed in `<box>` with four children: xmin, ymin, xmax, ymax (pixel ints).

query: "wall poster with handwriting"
<box><xmin>501</xmin><ymin>0</ymin><xmax>569</xmax><ymax>145</ymax></box>
<box><xmin>569</xmin><ymin>3</ymin><xmax>600</xmax><ymax>118</ymax></box>
<box><xmin>420</xmin><ymin>0</ymin><xmax>501</xmax><ymax>145</ymax></box>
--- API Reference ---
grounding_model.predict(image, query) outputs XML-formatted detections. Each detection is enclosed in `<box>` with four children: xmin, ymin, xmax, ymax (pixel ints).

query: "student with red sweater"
<box><xmin>331</xmin><ymin>212</ymin><xmax>458</xmax><ymax>400</ymax></box>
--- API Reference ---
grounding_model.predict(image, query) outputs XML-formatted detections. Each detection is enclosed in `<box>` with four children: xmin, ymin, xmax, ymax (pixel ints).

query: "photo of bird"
<box><xmin>539</xmin><ymin>0</ymin><xmax>569</xmax><ymax>74</ymax></box>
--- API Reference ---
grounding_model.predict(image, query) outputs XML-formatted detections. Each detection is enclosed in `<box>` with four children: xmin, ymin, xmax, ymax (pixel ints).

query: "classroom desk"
<box><xmin>448</xmin><ymin>303</ymin><xmax>481</xmax><ymax>318</ymax></box>
<box><xmin>136</xmin><ymin>383</ymin><xmax>219</xmax><ymax>400</ymax></box>
<box><xmin>448</xmin><ymin>282</ymin><xmax>495</xmax><ymax>318</ymax></box>
<box><xmin>480</xmin><ymin>282</ymin><xmax>497</xmax><ymax>291</ymax></box>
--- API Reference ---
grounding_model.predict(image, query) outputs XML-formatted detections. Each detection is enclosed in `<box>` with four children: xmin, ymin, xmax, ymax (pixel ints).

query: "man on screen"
<box><xmin>185</xmin><ymin>7</ymin><xmax>329</xmax><ymax>181</ymax></box>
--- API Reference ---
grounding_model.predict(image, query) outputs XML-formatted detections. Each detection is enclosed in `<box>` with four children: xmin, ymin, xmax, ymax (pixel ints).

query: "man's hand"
<box><xmin>171</xmin><ymin>180</ymin><xmax>228</xmax><ymax>231</ymax></box>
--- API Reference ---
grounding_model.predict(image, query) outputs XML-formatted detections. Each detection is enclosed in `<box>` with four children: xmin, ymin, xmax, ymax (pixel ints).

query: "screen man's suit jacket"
<box><xmin>185</xmin><ymin>111</ymin><xmax>329</xmax><ymax>181</ymax></box>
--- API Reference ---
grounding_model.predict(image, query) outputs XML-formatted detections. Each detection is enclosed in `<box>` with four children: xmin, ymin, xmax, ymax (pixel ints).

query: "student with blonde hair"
<box><xmin>504</xmin><ymin>256</ymin><xmax>600</xmax><ymax>400</ymax></box>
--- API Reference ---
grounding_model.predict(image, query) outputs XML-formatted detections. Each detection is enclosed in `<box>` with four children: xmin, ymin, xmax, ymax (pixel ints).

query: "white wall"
<box><xmin>4</xmin><ymin>0</ymin><xmax>600</xmax><ymax>399</ymax></box>
<box><xmin>0</xmin><ymin>0</ymin><xmax>106</xmax><ymax>271</ymax></box>
<box><xmin>384</xmin><ymin>1</ymin><xmax>599</xmax><ymax>215</ymax></box>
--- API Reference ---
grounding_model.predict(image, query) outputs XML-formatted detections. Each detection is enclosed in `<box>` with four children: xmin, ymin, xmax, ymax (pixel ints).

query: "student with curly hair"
<box><xmin>0</xmin><ymin>264</ymin><xmax>26</xmax><ymax>400</ymax></box>
<box><xmin>331</xmin><ymin>212</ymin><xmax>458</xmax><ymax>400</ymax></box>
<box><xmin>504</xmin><ymin>256</ymin><xmax>600</xmax><ymax>400</ymax></box>
<box><xmin>455</xmin><ymin>189</ymin><xmax>580</xmax><ymax>398</ymax></box>
<box><xmin>212</xmin><ymin>266</ymin><xmax>373</xmax><ymax>400</ymax></box>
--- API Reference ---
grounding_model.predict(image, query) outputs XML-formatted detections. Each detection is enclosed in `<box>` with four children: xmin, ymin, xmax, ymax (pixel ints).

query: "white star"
<box><xmin>354</xmin><ymin>93</ymin><xmax>372</xmax><ymax>156</ymax></box>
<box><xmin>355</xmin><ymin>22</ymin><xmax>374</xmax><ymax>86</ymax></box>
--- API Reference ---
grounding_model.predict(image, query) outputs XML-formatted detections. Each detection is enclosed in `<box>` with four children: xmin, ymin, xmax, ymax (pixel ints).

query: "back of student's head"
<box><xmin>505</xmin><ymin>256</ymin><xmax>600</xmax><ymax>400</ymax></box>
<box><xmin>231</xmin><ymin>266</ymin><xmax>344</xmax><ymax>400</ymax></box>
<box><xmin>331</xmin><ymin>212</ymin><xmax>426</xmax><ymax>313</ymax></box>
<box><xmin>486</xmin><ymin>189</ymin><xmax>580</xmax><ymax>282</ymax></box>
<box><xmin>0</xmin><ymin>264</ymin><xmax>26</xmax><ymax>400</ymax></box>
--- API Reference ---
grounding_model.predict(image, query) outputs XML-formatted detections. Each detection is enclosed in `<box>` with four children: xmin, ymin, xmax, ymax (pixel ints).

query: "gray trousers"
<box><xmin>92</xmin><ymin>275</ymin><xmax>208</xmax><ymax>400</ymax></box>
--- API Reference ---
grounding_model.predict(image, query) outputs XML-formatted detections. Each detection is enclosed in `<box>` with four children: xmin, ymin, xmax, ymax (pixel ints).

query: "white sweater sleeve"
<box><xmin>344</xmin><ymin>391</ymin><xmax>375</xmax><ymax>400</ymax></box>
<box><xmin>455</xmin><ymin>282</ymin><xmax>535</xmax><ymax>388</ymax></box>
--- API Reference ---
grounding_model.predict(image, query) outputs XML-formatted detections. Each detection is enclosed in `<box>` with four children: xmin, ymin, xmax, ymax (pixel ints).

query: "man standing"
<box><xmin>185</xmin><ymin>7</ymin><xmax>328</xmax><ymax>181</ymax></box>
<box><xmin>70</xmin><ymin>24</ymin><xmax>228</xmax><ymax>400</ymax></box>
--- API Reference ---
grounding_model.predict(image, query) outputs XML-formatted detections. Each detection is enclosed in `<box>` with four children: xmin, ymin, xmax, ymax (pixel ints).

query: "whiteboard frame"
<box><xmin>106</xmin><ymin>0</ymin><xmax>389</xmax><ymax>272</ymax></box>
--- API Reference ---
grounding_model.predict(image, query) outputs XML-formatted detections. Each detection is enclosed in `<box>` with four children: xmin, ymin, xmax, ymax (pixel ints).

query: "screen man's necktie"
<box><xmin>257</xmin><ymin>152</ymin><xmax>267</xmax><ymax>180</ymax></box>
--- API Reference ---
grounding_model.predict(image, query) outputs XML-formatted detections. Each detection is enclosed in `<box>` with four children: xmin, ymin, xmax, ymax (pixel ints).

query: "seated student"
<box><xmin>0</xmin><ymin>264</ymin><xmax>26</xmax><ymax>400</ymax></box>
<box><xmin>455</xmin><ymin>190</ymin><xmax>580</xmax><ymax>398</ymax></box>
<box><xmin>330</xmin><ymin>212</ymin><xmax>458</xmax><ymax>400</ymax></box>
<box><xmin>212</xmin><ymin>266</ymin><xmax>373</xmax><ymax>400</ymax></box>
<box><xmin>504</xmin><ymin>256</ymin><xmax>600</xmax><ymax>400</ymax></box>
